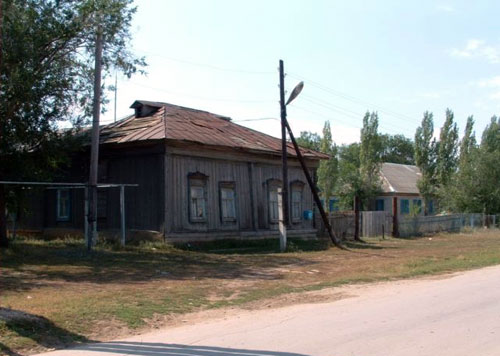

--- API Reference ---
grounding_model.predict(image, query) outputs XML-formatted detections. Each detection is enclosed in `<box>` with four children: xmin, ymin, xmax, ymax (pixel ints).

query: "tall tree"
<box><xmin>459</xmin><ymin>116</ymin><xmax>476</xmax><ymax>168</ymax></box>
<box><xmin>380</xmin><ymin>134</ymin><xmax>415</xmax><ymax>165</ymax></box>
<box><xmin>337</xmin><ymin>112</ymin><xmax>382</xmax><ymax>210</ymax></box>
<box><xmin>445</xmin><ymin>116</ymin><xmax>478</xmax><ymax>212</ymax></box>
<box><xmin>296</xmin><ymin>131</ymin><xmax>321</xmax><ymax>151</ymax></box>
<box><xmin>317</xmin><ymin>122</ymin><xmax>338</xmax><ymax>208</ymax></box>
<box><xmin>414</xmin><ymin>111</ymin><xmax>437</xmax><ymax>213</ymax></box>
<box><xmin>336</xmin><ymin>143</ymin><xmax>360</xmax><ymax>209</ymax></box>
<box><xmin>359</xmin><ymin>112</ymin><xmax>382</xmax><ymax>204</ymax></box>
<box><xmin>475</xmin><ymin>116</ymin><xmax>500</xmax><ymax>214</ymax></box>
<box><xmin>436</xmin><ymin>109</ymin><xmax>459</xmax><ymax>188</ymax></box>
<box><xmin>0</xmin><ymin>0</ymin><xmax>145</xmax><ymax>247</ymax></box>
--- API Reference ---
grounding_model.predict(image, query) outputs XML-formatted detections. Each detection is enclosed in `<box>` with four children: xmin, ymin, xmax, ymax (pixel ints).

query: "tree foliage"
<box><xmin>414</xmin><ymin>111</ymin><xmax>437</xmax><ymax>208</ymax></box>
<box><xmin>296</xmin><ymin>131</ymin><xmax>321</xmax><ymax>151</ymax></box>
<box><xmin>380</xmin><ymin>134</ymin><xmax>415</xmax><ymax>165</ymax></box>
<box><xmin>436</xmin><ymin>109</ymin><xmax>459</xmax><ymax>188</ymax></box>
<box><xmin>317</xmin><ymin>122</ymin><xmax>338</xmax><ymax>208</ymax></box>
<box><xmin>0</xmin><ymin>0</ymin><xmax>145</xmax><ymax>247</ymax></box>
<box><xmin>337</xmin><ymin>112</ymin><xmax>382</xmax><ymax>209</ymax></box>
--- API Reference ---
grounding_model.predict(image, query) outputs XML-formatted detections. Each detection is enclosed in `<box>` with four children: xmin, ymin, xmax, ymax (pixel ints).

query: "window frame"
<box><xmin>412</xmin><ymin>199</ymin><xmax>422</xmax><ymax>214</ymax></box>
<box><xmin>219</xmin><ymin>181</ymin><xmax>237</xmax><ymax>223</ymax></box>
<box><xmin>329</xmin><ymin>198</ymin><xmax>339</xmax><ymax>212</ymax></box>
<box><xmin>400</xmin><ymin>199</ymin><xmax>410</xmax><ymax>215</ymax></box>
<box><xmin>290</xmin><ymin>180</ymin><xmax>305</xmax><ymax>223</ymax></box>
<box><xmin>188</xmin><ymin>172</ymin><xmax>208</xmax><ymax>223</ymax></box>
<box><xmin>56</xmin><ymin>189</ymin><xmax>71</xmax><ymax>222</ymax></box>
<box><xmin>267</xmin><ymin>179</ymin><xmax>282</xmax><ymax>224</ymax></box>
<box><xmin>375</xmin><ymin>199</ymin><xmax>385</xmax><ymax>212</ymax></box>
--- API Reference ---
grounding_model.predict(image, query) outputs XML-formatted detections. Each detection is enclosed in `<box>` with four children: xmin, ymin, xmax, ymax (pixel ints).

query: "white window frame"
<box><xmin>267</xmin><ymin>179</ymin><xmax>282</xmax><ymax>224</ymax></box>
<box><xmin>188</xmin><ymin>173</ymin><xmax>208</xmax><ymax>223</ymax></box>
<box><xmin>219</xmin><ymin>182</ymin><xmax>237</xmax><ymax>222</ymax></box>
<box><xmin>290</xmin><ymin>181</ymin><xmax>304</xmax><ymax>223</ymax></box>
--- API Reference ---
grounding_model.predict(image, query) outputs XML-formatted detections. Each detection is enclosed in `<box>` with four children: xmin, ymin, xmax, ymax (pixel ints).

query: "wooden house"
<box><xmin>373</xmin><ymin>162</ymin><xmax>435</xmax><ymax>217</ymax></box>
<box><xmin>18</xmin><ymin>100</ymin><xmax>328</xmax><ymax>241</ymax></box>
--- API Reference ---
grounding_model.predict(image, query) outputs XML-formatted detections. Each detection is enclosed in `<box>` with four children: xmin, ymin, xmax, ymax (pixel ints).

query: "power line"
<box><xmin>300</xmin><ymin>95</ymin><xmax>415</xmax><ymax>135</ymax></box>
<box><xmin>135</xmin><ymin>49</ymin><xmax>275</xmax><ymax>75</ymax></box>
<box><xmin>288</xmin><ymin>72</ymin><xmax>422</xmax><ymax>125</ymax></box>
<box><xmin>127</xmin><ymin>80</ymin><xmax>275</xmax><ymax>104</ymax></box>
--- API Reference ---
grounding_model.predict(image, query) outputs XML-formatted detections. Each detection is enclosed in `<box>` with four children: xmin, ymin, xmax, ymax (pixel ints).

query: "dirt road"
<box><xmin>35</xmin><ymin>265</ymin><xmax>500</xmax><ymax>356</ymax></box>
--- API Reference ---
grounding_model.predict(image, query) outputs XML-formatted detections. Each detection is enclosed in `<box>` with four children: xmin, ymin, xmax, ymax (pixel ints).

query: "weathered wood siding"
<box><xmin>165</xmin><ymin>151</ymin><xmax>315</xmax><ymax>234</ymax></box>
<box><xmin>105</xmin><ymin>152</ymin><xmax>164</xmax><ymax>231</ymax></box>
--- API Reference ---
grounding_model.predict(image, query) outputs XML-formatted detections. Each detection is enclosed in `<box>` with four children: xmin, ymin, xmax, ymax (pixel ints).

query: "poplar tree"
<box><xmin>317</xmin><ymin>121</ymin><xmax>338</xmax><ymax>209</ymax></box>
<box><xmin>436</xmin><ymin>109</ymin><xmax>459</xmax><ymax>188</ymax></box>
<box><xmin>414</xmin><ymin>111</ymin><xmax>437</xmax><ymax>213</ymax></box>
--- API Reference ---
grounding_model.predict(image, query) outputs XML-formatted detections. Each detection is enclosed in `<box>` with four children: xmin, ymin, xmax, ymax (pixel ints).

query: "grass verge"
<box><xmin>1</xmin><ymin>229</ymin><xmax>500</xmax><ymax>355</ymax></box>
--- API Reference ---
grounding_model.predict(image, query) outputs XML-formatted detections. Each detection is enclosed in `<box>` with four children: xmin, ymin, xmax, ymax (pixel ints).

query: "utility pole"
<box><xmin>87</xmin><ymin>26</ymin><xmax>103</xmax><ymax>251</ymax></box>
<box><xmin>114</xmin><ymin>72</ymin><xmax>117</xmax><ymax>122</ymax></box>
<box><xmin>279</xmin><ymin>60</ymin><xmax>289</xmax><ymax>227</ymax></box>
<box><xmin>0</xmin><ymin>0</ymin><xmax>8</xmax><ymax>249</ymax></box>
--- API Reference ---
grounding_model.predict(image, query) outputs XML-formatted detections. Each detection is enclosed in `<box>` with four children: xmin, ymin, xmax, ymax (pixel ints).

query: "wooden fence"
<box><xmin>318</xmin><ymin>211</ymin><xmax>498</xmax><ymax>240</ymax></box>
<box><xmin>398</xmin><ymin>213</ymin><xmax>497</xmax><ymax>238</ymax></box>
<box><xmin>361</xmin><ymin>211</ymin><xmax>392</xmax><ymax>237</ymax></box>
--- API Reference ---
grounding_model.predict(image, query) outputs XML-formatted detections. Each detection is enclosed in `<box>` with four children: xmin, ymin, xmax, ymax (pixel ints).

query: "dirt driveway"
<box><xmin>33</xmin><ymin>265</ymin><xmax>500</xmax><ymax>356</ymax></box>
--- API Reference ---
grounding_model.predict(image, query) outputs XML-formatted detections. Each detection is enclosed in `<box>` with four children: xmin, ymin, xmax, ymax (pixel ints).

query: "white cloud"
<box><xmin>436</xmin><ymin>4</ymin><xmax>455</xmax><ymax>12</ymax></box>
<box><xmin>450</xmin><ymin>39</ymin><xmax>500</xmax><ymax>64</ymax></box>
<box><xmin>489</xmin><ymin>91</ymin><xmax>500</xmax><ymax>100</ymax></box>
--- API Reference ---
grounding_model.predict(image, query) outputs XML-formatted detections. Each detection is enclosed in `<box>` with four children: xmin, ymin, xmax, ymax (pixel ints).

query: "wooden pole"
<box><xmin>392</xmin><ymin>197</ymin><xmax>399</xmax><ymax>237</ymax></box>
<box><xmin>120</xmin><ymin>185</ymin><xmax>126</xmax><ymax>246</ymax></box>
<box><xmin>354</xmin><ymin>195</ymin><xmax>360</xmax><ymax>241</ymax></box>
<box><xmin>0</xmin><ymin>0</ymin><xmax>8</xmax><ymax>249</ymax></box>
<box><xmin>114</xmin><ymin>72</ymin><xmax>117</xmax><ymax>123</ymax></box>
<box><xmin>283</xmin><ymin>117</ymin><xmax>344</xmax><ymax>249</ymax></box>
<box><xmin>87</xmin><ymin>26</ymin><xmax>103</xmax><ymax>251</ymax></box>
<box><xmin>84</xmin><ymin>186</ymin><xmax>89</xmax><ymax>245</ymax></box>
<box><xmin>279</xmin><ymin>60</ymin><xmax>289</xmax><ymax>227</ymax></box>
<box><xmin>278</xmin><ymin>187</ymin><xmax>286</xmax><ymax>252</ymax></box>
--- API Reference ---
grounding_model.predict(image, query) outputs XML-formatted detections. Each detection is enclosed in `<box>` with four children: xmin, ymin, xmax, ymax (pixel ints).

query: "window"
<box><xmin>329</xmin><ymin>198</ymin><xmax>339</xmax><ymax>212</ymax></box>
<box><xmin>375</xmin><ymin>199</ymin><xmax>385</xmax><ymax>211</ymax></box>
<box><xmin>267</xmin><ymin>179</ymin><xmax>282</xmax><ymax>223</ymax></box>
<box><xmin>427</xmin><ymin>200</ymin><xmax>434</xmax><ymax>214</ymax></box>
<box><xmin>219</xmin><ymin>182</ymin><xmax>236</xmax><ymax>222</ymax></box>
<box><xmin>412</xmin><ymin>199</ymin><xmax>422</xmax><ymax>214</ymax></box>
<box><xmin>57</xmin><ymin>189</ymin><xmax>71</xmax><ymax>221</ymax></box>
<box><xmin>269</xmin><ymin>188</ymin><xmax>279</xmax><ymax>223</ymax></box>
<box><xmin>188</xmin><ymin>172</ymin><xmax>208</xmax><ymax>222</ymax></box>
<box><xmin>290</xmin><ymin>181</ymin><xmax>305</xmax><ymax>223</ymax></box>
<box><xmin>400</xmin><ymin>199</ymin><xmax>410</xmax><ymax>215</ymax></box>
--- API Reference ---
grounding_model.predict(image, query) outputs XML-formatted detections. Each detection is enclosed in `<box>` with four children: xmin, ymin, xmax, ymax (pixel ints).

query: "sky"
<box><xmin>101</xmin><ymin>0</ymin><xmax>500</xmax><ymax>145</ymax></box>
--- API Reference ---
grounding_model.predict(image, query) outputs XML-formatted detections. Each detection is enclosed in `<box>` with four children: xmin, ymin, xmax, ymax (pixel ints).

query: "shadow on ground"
<box><xmin>0</xmin><ymin>308</ymin><xmax>91</xmax><ymax>354</ymax></box>
<box><xmin>0</xmin><ymin>239</ymin><xmax>324</xmax><ymax>293</ymax></box>
<box><xmin>78</xmin><ymin>342</ymin><xmax>309</xmax><ymax>356</ymax></box>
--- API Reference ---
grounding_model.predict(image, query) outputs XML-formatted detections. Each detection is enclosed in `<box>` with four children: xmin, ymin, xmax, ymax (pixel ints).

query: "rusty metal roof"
<box><xmin>99</xmin><ymin>101</ymin><xmax>329</xmax><ymax>160</ymax></box>
<box><xmin>380</xmin><ymin>162</ymin><xmax>421</xmax><ymax>194</ymax></box>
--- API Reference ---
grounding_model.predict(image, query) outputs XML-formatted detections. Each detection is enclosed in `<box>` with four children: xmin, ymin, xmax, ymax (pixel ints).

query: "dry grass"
<box><xmin>1</xmin><ymin>229</ymin><xmax>500</xmax><ymax>355</ymax></box>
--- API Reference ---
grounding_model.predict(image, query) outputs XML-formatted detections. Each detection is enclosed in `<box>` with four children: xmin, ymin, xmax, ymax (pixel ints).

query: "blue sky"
<box><xmin>102</xmin><ymin>0</ymin><xmax>500</xmax><ymax>144</ymax></box>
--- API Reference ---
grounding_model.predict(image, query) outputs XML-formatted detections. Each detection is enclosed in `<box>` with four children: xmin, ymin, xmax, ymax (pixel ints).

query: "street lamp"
<box><xmin>279</xmin><ymin>59</ymin><xmax>304</xmax><ymax>251</ymax></box>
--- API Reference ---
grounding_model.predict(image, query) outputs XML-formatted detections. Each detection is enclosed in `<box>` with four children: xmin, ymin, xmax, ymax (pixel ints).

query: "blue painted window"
<box><xmin>329</xmin><ymin>198</ymin><xmax>339</xmax><ymax>212</ymax></box>
<box><xmin>427</xmin><ymin>200</ymin><xmax>434</xmax><ymax>214</ymax></box>
<box><xmin>400</xmin><ymin>199</ymin><xmax>410</xmax><ymax>215</ymax></box>
<box><xmin>375</xmin><ymin>199</ymin><xmax>385</xmax><ymax>211</ymax></box>
<box><xmin>412</xmin><ymin>199</ymin><xmax>422</xmax><ymax>214</ymax></box>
